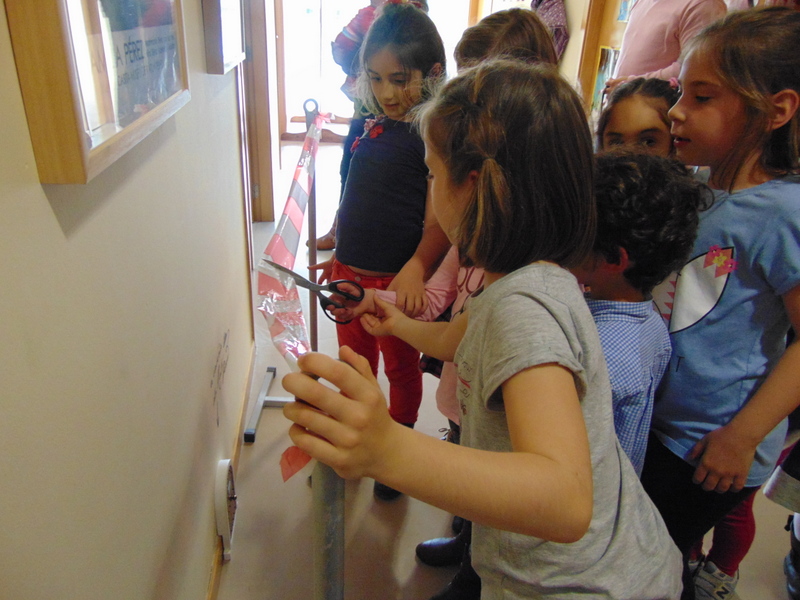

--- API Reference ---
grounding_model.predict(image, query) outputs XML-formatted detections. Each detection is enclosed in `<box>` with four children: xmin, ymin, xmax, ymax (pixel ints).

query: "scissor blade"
<box><xmin>262</xmin><ymin>259</ymin><xmax>311</xmax><ymax>288</ymax></box>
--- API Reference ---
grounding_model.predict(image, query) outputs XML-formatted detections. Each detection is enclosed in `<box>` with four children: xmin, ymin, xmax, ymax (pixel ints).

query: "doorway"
<box><xmin>241</xmin><ymin>0</ymin><xmax>527</xmax><ymax>227</ymax></box>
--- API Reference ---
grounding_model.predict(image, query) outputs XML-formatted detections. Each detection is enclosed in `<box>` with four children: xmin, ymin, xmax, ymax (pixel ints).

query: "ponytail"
<box><xmin>461</xmin><ymin>158</ymin><xmax>511</xmax><ymax>267</ymax></box>
<box><xmin>419</xmin><ymin>60</ymin><xmax>595</xmax><ymax>273</ymax></box>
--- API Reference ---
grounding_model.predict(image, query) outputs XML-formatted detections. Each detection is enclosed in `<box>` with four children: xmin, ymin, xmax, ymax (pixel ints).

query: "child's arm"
<box><xmin>331</xmin><ymin>6</ymin><xmax>375</xmax><ymax>76</ymax></box>
<box><xmin>332</xmin><ymin>248</ymin><xmax>461</xmax><ymax>323</ymax></box>
<box><xmin>361</xmin><ymin>297</ymin><xmax>467</xmax><ymax>361</ymax></box>
<box><xmin>331</xmin><ymin>288</ymin><xmax>378</xmax><ymax>323</ymax></box>
<box><xmin>283</xmin><ymin>347</ymin><xmax>593</xmax><ymax>541</ymax></box>
<box><xmin>387</xmin><ymin>190</ymin><xmax>451</xmax><ymax>318</ymax></box>
<box><xmin>689</xmin><ymin>284</ymin><xmax>800</xmax><ymax>493</ymax></box>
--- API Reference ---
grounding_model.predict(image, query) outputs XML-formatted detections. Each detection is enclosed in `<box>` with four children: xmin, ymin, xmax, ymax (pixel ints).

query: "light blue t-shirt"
<box><xmin>652</xmin><ymin>176</ymin><xmax>800</xmax><ymax>486</ymax></box>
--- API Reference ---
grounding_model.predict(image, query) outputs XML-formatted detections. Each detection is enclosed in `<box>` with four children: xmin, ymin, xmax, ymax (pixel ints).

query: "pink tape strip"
<box><xmin>280</xmin><ymin>445</ymin><xmax>313</xmax><ymax>482</ymax></box>
<box><xmin>257</xmin><ymin>111</ymin><xmax>330</xmax><ymax>482</ymax></box>
<box><xmin>285</xmin><ymin>196</ymin><xmax>305</xmax><ymax>233</ymax></box>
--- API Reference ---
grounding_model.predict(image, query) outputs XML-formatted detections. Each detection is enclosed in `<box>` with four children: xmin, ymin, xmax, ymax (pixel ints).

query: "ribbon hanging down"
<box><xmin>256</xmin><ymin>108</ymin><xmax>330</xmax><ymax>481</ymax></box>
<box><xmin>256</xmin><ymin>108</ymin><xmax>329</xmax><ymax>369</ymax></box>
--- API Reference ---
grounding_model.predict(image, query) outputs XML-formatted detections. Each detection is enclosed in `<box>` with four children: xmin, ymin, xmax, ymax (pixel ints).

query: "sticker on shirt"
<box><xmin>653</xmin><ymin>245</ymin><xmax>737</xmax><ymax>334</ymax></box>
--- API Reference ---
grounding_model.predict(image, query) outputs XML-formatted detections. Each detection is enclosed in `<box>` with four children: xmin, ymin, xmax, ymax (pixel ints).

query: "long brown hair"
<box><xmin>355</xmin><ymin>3</ymin><xmax>446</xmax><ymax>117</ymax></box>
<box><xmin>418</xmin><ymin>60</ymin><xmax>595</xmax><ymax>273</ymax></box>
<box><xmin>685</xmin><ymin>6</ymin><xmax>800</xmax><ymax>188</ymax></box>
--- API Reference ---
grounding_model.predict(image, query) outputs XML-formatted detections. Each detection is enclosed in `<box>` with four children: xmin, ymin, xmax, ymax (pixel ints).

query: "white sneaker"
<box><xmin>694</xmin><ymin>559</ymin><xmax>740</xmax><ymax>600</ymax></box>
<box><xmin>688</xmin><ymin>556</ymin><xmax>703</xmax><ymax>577</ymax></box>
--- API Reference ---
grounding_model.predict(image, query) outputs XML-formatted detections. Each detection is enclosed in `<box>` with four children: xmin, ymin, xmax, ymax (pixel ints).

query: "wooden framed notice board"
<box><xmin>6</xmin><ymin>0</ymin><xmax>190</xmax><ymax>184</ymax></box>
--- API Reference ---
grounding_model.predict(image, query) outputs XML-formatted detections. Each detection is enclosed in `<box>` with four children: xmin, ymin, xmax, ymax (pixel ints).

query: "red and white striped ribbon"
<box><xmin>256</xmin><ymin>111</ymin><xmax>330</xmax><ymax>370</ymax></box>
<box><xmin>256</xmin><ymin>110</ymin><xmax>330</xmax><ymax>481</ymax></box>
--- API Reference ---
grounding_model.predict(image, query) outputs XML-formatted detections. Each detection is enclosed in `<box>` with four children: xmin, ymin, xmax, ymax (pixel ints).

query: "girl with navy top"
<box><xmin>312</xmin><ymin>2</ymin><xmax>450</xmax><ymax>500</ymax></box>
<box><xmin>646</xmin><ymin>7</ymin><xmax>800</xmax><ymax>598</ymax></box>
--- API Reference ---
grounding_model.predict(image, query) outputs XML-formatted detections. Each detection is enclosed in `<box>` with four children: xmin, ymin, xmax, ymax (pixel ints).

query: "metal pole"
<box><xmin>308</xmin><ymin>177</ymin><xmax>319</xmax><ymax>353</ymax></box>
<box><xmin>304</xmin><ymin>99</ymin><xmax>345</xmax><ymax>600</ymax></box>
<box><xmin>313</xmin><ymin>462</ymin><xmax>345</xmax><ymax>600</ymax></box>
<box><xmin>304</xmin><ymin>99</ymin><xmax>319</xmax><ymax>353</ymax></box>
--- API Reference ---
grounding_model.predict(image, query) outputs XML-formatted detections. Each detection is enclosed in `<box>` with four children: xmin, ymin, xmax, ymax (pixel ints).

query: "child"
<box><xmin>573</xmin><ymin>150</ymin><xmax>708</xmax><ymax>476</ymax></box>
<box><xmin>596</xmin><ymin>77</ymin><xmax>680</xmax><ymax>155</ymax></box>
<box><xmin>312</xmin><ymin>3</ymin><xmax>450</xmax><ymax>502</ymax></box>
<box><xmin>284</xmin><ymin>59</ymin><xmax>683</xmax><ymax>599</ymax></box>
<box><xmin>335</xmin><ymin>10</ymin><xmax>561</xmax><ymax>598</ymax></box>
<box><xmin>313</xmin><ymin>0</ymin><xmax>430</xmax><ymax>251</ymax></box>
<box><xmin>645</xmin><ymin>7</ymin><xmax>800</xmax><ymax>600</ymax></box>
<box><xmin>596</xmin><ymin>76</ymin><xmax>756</xmax><ymax>600</ymax></box>
<box><xmin>311</xmin><ymin>0</ymin><xmax>383</xmax><ymax>251</ymax></box>
<box><xmin>454</xmin><ymin>7</ymin><xmax>558</xmax><ymax>68</ymax></box>
<box><xmin>596</xmin><ymin>77</ymin><xmax>753</xmax><ymax>600</ymax></box>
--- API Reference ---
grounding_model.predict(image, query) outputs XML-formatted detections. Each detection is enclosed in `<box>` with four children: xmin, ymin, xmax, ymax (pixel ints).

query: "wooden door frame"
<box><xmin>242</xmin><ymin>0</ymin><xmax>278</xmax><ymax>223</ymax></box>
<box><xmin>576</xmin><ymin>0</ymin><xmax>628</xmax><ymax>108</ymax></box>
<box><xmin>240</xmin><ymin>0</ymin><xmax>491</xmax><ymax>224</ymax></box>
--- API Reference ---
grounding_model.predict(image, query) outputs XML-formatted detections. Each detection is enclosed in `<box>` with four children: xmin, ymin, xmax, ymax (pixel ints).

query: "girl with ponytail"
<box><xmin>284</xmin><ymin>60</ymin><xmax>683</xmax><ymax>599</ymax></box>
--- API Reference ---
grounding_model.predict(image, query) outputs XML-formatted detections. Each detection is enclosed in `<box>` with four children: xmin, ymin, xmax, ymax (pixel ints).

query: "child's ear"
<box><xmin>769</xmin><ymin>89</ymin><xmax>800</xmax><ymax>131</ymax></box>
<box><xmin>599</xmin><ymin>247</ymin><xmax>630</xmax><ymax>273</ymax></box>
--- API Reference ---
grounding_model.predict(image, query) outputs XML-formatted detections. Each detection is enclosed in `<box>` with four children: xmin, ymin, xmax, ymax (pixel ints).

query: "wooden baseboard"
<box><xmin>206</xmin><ymin>537</ymin><xmax>224</xmax><ymax>600</ymax></box>
<box><xmin>206</xmin><ymin>340</ymin><xmax>257</xmax><ymax>600</ymax></box>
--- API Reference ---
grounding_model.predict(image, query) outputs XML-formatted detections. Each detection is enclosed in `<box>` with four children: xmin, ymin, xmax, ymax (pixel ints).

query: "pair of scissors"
<box><xmin>263</xmin><ymin>260</ymin><xmax>365</xmax><ymax>324</ymax></box>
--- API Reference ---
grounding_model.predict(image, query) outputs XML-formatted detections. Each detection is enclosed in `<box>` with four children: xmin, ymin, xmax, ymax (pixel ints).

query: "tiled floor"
<box><xmin>216</xmin><ymin>142</ymin><xmax>794</xmax><ymax>599</ymax></box>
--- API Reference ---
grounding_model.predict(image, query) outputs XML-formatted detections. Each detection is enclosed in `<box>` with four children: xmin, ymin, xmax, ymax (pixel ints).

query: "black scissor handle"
<box><xmin>318</xmin><ymin>296</ymin><xmax>355</xmax><ymax>325</ymax></box>
<box><xmin>328</xmin><ymin>279</ymin><xmax>365</xmax><ymax>302</ymax></box>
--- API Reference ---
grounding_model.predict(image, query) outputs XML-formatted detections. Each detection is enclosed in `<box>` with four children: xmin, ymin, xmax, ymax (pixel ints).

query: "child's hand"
<box><xmin>281</xmin><ymin>346</ymin><xmax>403</xmax><ymax>480</ymax></box>
<box><xmin>387</xmin><ymin>261</ymin><xmax>428</xmax><ymax>317</ymax></box>
<box><xmin>688</xmin><ymin>424</ymin><xmax>757</xmax><ymax>493</ymax></box>
<box><xmin>309</xmin><ymin>254</ymin><xmax>334</xmax><ymax>285</ymax></box>
<box><xmin>360</xmin><ymin>296</ymin><xmax>408</xmax><ymax>337</ymax></box>
<box><xmin>330</xmin><ymin>289</ymin><xmax>376</xmax><ymax>323</ymax></box>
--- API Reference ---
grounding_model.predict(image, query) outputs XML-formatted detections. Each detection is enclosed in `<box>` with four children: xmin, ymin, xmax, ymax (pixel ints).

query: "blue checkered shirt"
<box><xmin>587</xmin><ymin>298</ymin><xmax>671</xmax><ymax>476</ymax></box>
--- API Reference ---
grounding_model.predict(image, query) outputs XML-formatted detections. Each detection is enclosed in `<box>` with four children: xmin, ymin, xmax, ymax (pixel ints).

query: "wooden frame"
<box><xmin>241</xmin><ymin>0</ymin><xmax>278</xmax><ymax>221</ymax></box>
<box><xmin>577</xmin><ymin>0</ymin><xmax>627</xmax><ymax>108</ymax></box>
<box><xmin>202</xmin><ymin>0</ymin><xmax>246</xmax><ymax>74</ymax></box>
<box><xmin>6</xmin><ymin>0</ymin><xmax>190</xmax><ymax>184</ymax></box>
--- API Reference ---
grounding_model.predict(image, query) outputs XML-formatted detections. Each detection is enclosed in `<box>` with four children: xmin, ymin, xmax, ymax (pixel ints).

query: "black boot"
<box><xmin>786</xmin><ymin>516</ymin><xmax>800</xmax><ymax>600</ymax></box>
<box><xmin>429</xmin><ymin>542</ymin><xmax>481</xmax><ymax>600</ymax></box>
<box><xmin>416</xmin><ymin>521</ymin><xmax>471</xmax><ymax>567</ymax></box>
<box><xmin>373</xmin><ymin>479</ymin><xmax>402</xmax><ymax>501</ymax></box>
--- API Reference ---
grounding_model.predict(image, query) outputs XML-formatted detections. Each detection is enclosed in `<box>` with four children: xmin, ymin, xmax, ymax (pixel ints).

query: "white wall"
<box><xmin>0</xmin><ymin>2</ymin><xmax>254</xmax><ymax>599</ymax></box>
<box><xmin>560</xmin><ymin>0</ymin><xmax>591</xmax><ymax>88</ymax></box>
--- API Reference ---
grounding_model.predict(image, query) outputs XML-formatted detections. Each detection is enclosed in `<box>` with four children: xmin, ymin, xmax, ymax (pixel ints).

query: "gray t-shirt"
<box><xmin>455</xmin><ymin>263</ymin><xmax>682</xmax><ymax>599</ymax></box>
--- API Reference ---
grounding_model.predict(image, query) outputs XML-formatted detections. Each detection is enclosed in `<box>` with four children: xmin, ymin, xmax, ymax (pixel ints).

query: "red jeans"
<box><xmin>690</xmin><ymin>493</ymin><xmax>756</xmax><ymax>576</ymax></box>
<box><xmin>689</xmin><ymin>442</ymin><xmax>798</xmax><ymax>575</ymax></box>
<box><xmin>332</xmin><ymin>260</ymin><xmax>423</xmax><ymax>425</ymax></box>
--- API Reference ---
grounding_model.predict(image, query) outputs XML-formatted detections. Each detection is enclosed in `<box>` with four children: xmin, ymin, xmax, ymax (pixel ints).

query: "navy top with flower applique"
<box><xmin>335</xmin><ymin>116</ymin><xmax>428</xmax><ymax>273</ymax></box>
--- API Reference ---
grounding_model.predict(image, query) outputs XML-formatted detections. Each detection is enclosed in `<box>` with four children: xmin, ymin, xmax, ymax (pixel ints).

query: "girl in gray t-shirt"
<box><xmin>283</xmin><ymin>60</ymin><xmax>682</xmax><ymax>598</ymax></box>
